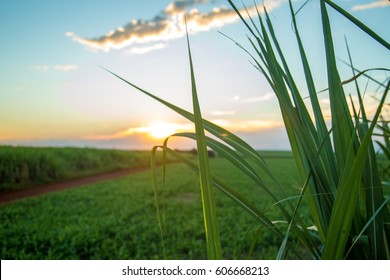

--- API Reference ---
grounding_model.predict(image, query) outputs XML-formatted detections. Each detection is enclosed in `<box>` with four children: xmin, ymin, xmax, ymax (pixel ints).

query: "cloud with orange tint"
<box><xmin>210</xmin><ymin>119</ymin><xmax>284</xmax><ymax>133</ymax></box>
<box><xmin>84</xmin><ymin>123</ymin><xmax>194</xmax><ymax>141</ymax></box>
<box><xmin>84</xmin><ymin>119</ymin><xmax>283</xmax><ymax>143</ymax></box>
<box><xmin>67</xmin><ymin>0</ymin><xmax>283</xmax><ymax>52</ymax></box>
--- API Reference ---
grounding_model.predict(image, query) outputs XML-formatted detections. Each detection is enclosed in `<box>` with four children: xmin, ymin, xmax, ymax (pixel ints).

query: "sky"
<box><xmin>0</xmin><ymin>0</ymin><xmax>389</xmax><ymax>150</ymax></box>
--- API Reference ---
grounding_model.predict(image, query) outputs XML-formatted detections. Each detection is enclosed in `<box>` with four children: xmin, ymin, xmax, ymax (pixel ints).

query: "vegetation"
<box><xmin>377</xmin><ymin>117</ymin><xmax>390</xmax><ymax>182</ymax></box>
<box><xmin>0</xmin><ymin>146</ymin><xmax>156</xmax><ymax>192</ymax></box>
<box><xmin>227</xmin><ymin>0</ymin><xmax>390</xmax><ymax>259</ymax></box>
<box><xmin>108</xmin><ymin>0</ymin><xmax>390</xmax><ymax>259</ymax></box>
<box><xmin>0</xmin><ymin>154</ymin><xmax>300</xmax><ymax>259</ymax></box>
<box><xmin>2</xmin><ymin>0</ymin><xmax>387</xmax><ymax>261</ymax></box>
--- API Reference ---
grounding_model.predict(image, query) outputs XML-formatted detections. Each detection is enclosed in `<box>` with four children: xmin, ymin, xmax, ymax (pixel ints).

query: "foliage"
<box><xmin>186</xmin><ymin>30</ymin><xmax>222</xmax><ymax>259</ymax></box>
<box><xmin>0</xmin><ymin>147</ymin><xmax>155</xmax><ymax>192</ymax></box>
<box><xmin>0</xmin><ymin>155</ymin><xmax>299</xmax><ymax>259</ymax></box>
<box><xmin>376</xmin><ymin>117</ymin><xmax>390</xmax><ymax>182</ymax></box>
<box><xmin>109</xmin><ymin>0</ymin><xmax>389</xmax><ymax>259</ymax></box>
<box><xmin>226</xmin><ymin>0</ymin><xmax>390</xmax><ymax>259</ymax></box>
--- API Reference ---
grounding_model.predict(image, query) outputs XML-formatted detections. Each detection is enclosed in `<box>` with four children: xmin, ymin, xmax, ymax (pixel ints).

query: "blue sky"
<box><xmin>0</xmin><ymin>0</ymin><xmax>389</xmax><ymax>150</ymax></box>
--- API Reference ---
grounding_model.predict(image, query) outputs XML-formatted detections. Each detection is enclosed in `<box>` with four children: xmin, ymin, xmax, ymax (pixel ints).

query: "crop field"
<box><xmin>0</xmin><ymin>146</ymin><xmax>166</xmax><ymax>192</ymax></box>
<box><xmin>0</xmin><ymin>0</ymin><xmax>388</xmax><ymax>264</ymax></box>
<box><xmin>0</xmin><ymin>151</ymin><xmax>301</xmax><ymax>259</ymax></box>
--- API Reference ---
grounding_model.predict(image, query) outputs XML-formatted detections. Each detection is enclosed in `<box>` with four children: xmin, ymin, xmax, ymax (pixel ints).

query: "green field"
<box><xmin>0</xmin><ymin>151</ymin><xmax>301</xmax><ymax>259</ymax></box>
<box><xmin>0</xmin><ymin>146</ymin><xmax>166</xmax><ymax>192</ymax></box>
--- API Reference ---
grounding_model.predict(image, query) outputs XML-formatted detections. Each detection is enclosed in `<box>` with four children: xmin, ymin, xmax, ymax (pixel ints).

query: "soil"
<box><xmin>0</xmin><ymin>166</ymin><xmax>152</xmax><ymax>205</ymax></box>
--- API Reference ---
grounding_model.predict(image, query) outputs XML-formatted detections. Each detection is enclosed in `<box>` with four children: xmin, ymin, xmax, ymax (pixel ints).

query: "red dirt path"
<box><xmin>0</xmin><ymin>166</ymin><xmax>152</xmax><ymax>205</ymax></box>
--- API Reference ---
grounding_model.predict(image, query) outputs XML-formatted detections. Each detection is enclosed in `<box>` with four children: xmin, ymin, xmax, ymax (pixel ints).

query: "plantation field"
<box><xmin>0</xmin><ymin>152</ymin><xmax>302</xmax><ymax>259</ymax></box>
<box><xmin>0</xmin><ymin>146</ymin><xmax>166</xmax><ymax>192</ymax></box>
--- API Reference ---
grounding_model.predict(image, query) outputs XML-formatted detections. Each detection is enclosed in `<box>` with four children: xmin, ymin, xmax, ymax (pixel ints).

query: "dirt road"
<box><xmin>0</xmin><ymin>166</ymin><xmax>151</xmax><ymax>204</ymax></box>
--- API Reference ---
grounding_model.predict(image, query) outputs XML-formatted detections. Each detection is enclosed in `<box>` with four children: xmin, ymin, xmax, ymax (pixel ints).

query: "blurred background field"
<box><xmin>0</xmin><ymin>146</ymin><xmax>161</xmax><ymax>192</ymax></box>
<box><xmin>0</xmin><ymin>148</ymin><xmax>302</xmax><ymax>259</ymax></box>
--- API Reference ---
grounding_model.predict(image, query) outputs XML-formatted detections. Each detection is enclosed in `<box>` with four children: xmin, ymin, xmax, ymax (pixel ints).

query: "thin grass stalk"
<box><xmin>158</xmin><ymin>128</ymin><xmax>322</xmax><ymax>257</ymax></box>
<box><xmin>165</xmin><ymin>141</ymin><xmax>324</xmax><ymax>259</ymax></box>
<box><xmin>228</xmin><ymin>0</ymin><xmax>333</xmax><ymax>253</ymax></box>
<box><xmin>289</xmin><ymin>0</ymin><xmax>338</xmax><ymax>187</ymax></box>
<box><xmin>345</xmin><ymin>196</ymin><xmax>390</xmax><ymax>259</ymax></box>
<box><xmin>104</xmin><ymin>66</ymin><xmax>277</xmax><ymax>178</ymax></box>
<box><xmin>267</xmin><ymin>2</ymin><xmax>339</xmax><ymax>238</ymax></box>
<box><xmin>323</xmin><ymin>81</ymin><xmax>389</xmax><ymax>259</ymax></box>
<box><xmin>185</xmin><ymin>26</ymin><xmax>222</xmax><ymax>259</ymax></box>
<box><xmin>244</xmin><ymin>4</ymin><xmax>323</xmax><ymax>241</ymax></box>
<box><xmin>151</xmin><ymin>147</ymin><xmax>166</xmax><ymax>259</ymax></box>
<box><xmin>277</xmin><ymin>169</ymin><xmax>313</xmax><ymax>260</ymax></box>
<box><xmin>345</xmin><ymin>39</ymin><xmax>386</xmax><ymax>259</ymax></box>
<box><xmin>246</xmin><ymin>0</ymin><xmax>335</xmax><ymax>240</ymax></box>
<box><xmin>105</xmin><ymin>65</ymin><xmax>317</xmax><ymax>257</ymax></box>
<box><xmin>154</xmin><ymin>144</ymin><xmax>286</xmax><ymax>240</ymax></box>
<box><xmin>249</xmin><ymin>0</ymin><xmax>320</xmax><ymax>240</ymax></box>
<box><xmin>324</xmin><ymin>0</ymin><xmax>390</xmax><ymax>50</ymax></box>
<box><xmin>173</xmin><ymin>132</ymin><xmax>286</xmax><ymax>205</ymax></box>
<box><xmin>320</xmin><ymin>0</ymin><xmax>356</xmax><ymax>171</ymax></box>
<box><xmin>107</xmin><ymin>0</ymin><xmax>390</xmax><ymax>260</ymax></box>
<box><xmin>228</xmin><ymin>0</ymin><xmax>390</xmax><ymax>259</ymax></box>
<box><xmin>287</xmin><ymin>0</ymin><xmax>340</xmax><ymax>240</ymax></box>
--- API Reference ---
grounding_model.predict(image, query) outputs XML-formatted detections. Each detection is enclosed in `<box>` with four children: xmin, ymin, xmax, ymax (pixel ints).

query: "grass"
<box><xmin>227</xmin><ymin>0</ymin><xmax>390</xmax><ymax>259</ymax></box>
<box><xmin>0</xmin><ymin>146</ymin><xmax>162</xmax><ymax>192</ymax></box>
<box><xmin>0</xmin><ymin>153</ymin><xmax>300</xmax><ymax>259</ymax></box>
<box><xmin>377</xmin><ymin>117</ymin><xmax>390</xmax><ymax>182</ymax></box>
<box><xmin>2</xmin><ymin>0</ymin><xmax>387</xmax><ymax>261</ymax></box>
<box><xmin>186</xmin><ymin>28</ymin><xmax>222</xmax><ymax>259</ymax></box>
<box><xmin>107</xmin><ymin>0</ymin><xmax>389</xmax><ymax>259</ymax></box>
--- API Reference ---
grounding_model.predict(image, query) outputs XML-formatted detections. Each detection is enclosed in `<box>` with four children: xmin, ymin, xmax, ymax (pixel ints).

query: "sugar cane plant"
<box><xmin>107</xmin><ymin>0</ymin><xmax>389</xmax><ymax>259</ymax></box>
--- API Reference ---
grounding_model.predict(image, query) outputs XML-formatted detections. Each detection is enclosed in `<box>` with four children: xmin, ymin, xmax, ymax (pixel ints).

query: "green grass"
<box><xmin>227</xmin><ymin>0</ymin><xmax>390</xmax><ymax>259</ymax></box>
<box><xmin>0</xmin><ymin>153</ymin><xmax>300</xmax><ymax>259</ymax></box>
<box><xmin>106</xmin><ymin>0</ymin><xmax>389</xmax><ymax>259</ymax></box>
<box><xmin>0</xmin><ymin>146</ymin><xmax>161</xmax><ymax>192</ymax></box>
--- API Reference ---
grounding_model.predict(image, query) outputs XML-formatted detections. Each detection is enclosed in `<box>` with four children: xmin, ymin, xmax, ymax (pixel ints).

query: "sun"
<box><xmin>147</xmin><ymin>122</ymin><xmax>178</xmax><ymax>139</ymax></box>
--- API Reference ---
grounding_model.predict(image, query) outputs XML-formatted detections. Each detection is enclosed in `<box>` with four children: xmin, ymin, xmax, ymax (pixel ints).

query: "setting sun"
<box><xmin>147</xmin><ymin>123</ymin><xmax>178</xmax><ymax>139</ymax></box>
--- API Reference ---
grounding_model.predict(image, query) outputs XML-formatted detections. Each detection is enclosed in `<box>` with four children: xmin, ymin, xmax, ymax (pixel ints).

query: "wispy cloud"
<box><xmin>209</xmin><ymin>110</ymin><xmax>236</xmax><ymax>116</ymax></box>
<box><xmin>68</xmin><ymin>0</ymin><xmax>283</xmax><ymax>52</ymax></box>
<box><xmin>214</xmin><ymin>119</ymin><xmax>284</xmax><ymax>132</ymax></box>
<box><xmin>54</xmin><ymin>64</ymin><xmax>78</xmax><ymax>72</ymax></box>
<box><xmin>352</xmin><ymin>0</ymin><xmax>390</xmax><ymax>11</ymax></box>
<box><xmin>34</xmin><ymin>64</ymin><xmax>78</xmax><ymax>72</ymax></box>
<box><xmin>232</xmin><ymin>92</ymin><xmax>275</xmax><ymax>103</ymax></box>
<box><xmin>319</xmin><ymin>94</ymin><xmax>385</xmax><ymax>121</ymax></box>
<box><xmin>85</xmin><ymin>122</ymin><xmax>194</xmax><ymax>140</ymax></box>
<box><xmin>86</xmin><ymin>118</ymin><xmax>283</xmax><ymax>142</ymax></box>
<box><xmin>242</xmin><ymin>92</ymin><xmax>275</xmax><ymax>103</ymax></box>
<box><xmin>127</xmin><ymin>43</ymin><xmax>168</xmax><ymax>54</ymax></box>
<box><xmin>34</xmin><ymin>65</ymin><xmax>49</xmax><ymax>72</ymax></box>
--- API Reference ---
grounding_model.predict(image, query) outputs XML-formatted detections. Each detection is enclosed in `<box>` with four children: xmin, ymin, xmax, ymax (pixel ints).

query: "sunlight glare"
<box><xmin>147</xmin><ymin>122</ymin><xmax>178</xmax><ymax>139</ymax></box>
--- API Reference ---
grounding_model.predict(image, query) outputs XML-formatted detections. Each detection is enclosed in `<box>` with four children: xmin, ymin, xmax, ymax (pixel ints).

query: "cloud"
<box><xmin>352</xmin><ymin>0</ymin><xmax>390</xmax><ymax>11</ymax></box>
<box><xmin>209</xmin><ymin>110</ymin><xmax>236</xmax><ymax>116</ymax></box>
<box><xmin>212</xmin><ymin>119</ymin><xmax>284</xmax><ymax>132</ymax></box>
<box><xmin>231</xmin><ymin>92</ymin><xmax>275</xmax><ymax>103</ymax></box>
<box><xmin>87</xmin><ymin>118</ymin><xmax>283</xmax><ymax>142</ymax></box>
<box><xmin>34</xmin><ymin>65</ymin><xmax>49</xmax><ymax>72</ymax></box>
<box><xmin>54</xmin><ymin>64</ymin><xmax>78</xmax><ymax>72</ymax></box>
<box><xmin>67</xmin><ymin>0</ymin><xmax>283</xmax><ymax>52</ymax></box>
<box><xmin>318</xmin><ymin>93</ymin><xmax>385</xmax><ymax>122</ymax></box>
<box><xmin>85</xmin><ymin>122</ymin><xmax>194</xmax><ymax>140</ymax></box>
<box><xmin>34</xmin><ymin>64</ymin><xmax>78</xmax><ymax>72</ymax></box>
<box><xmin>242</xmin><ymin>92</ymin><xmax>275</xmax><ymax>103</ymax></box>
<box><xmin>164</xmin><ymin>0</ymin><xmax>208</xmax><ymax>14</ymax></box>
<box><xmin>127</xmin><ymin>43</ymin><xmax>167</xmax><ymax>54</ymax></box>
